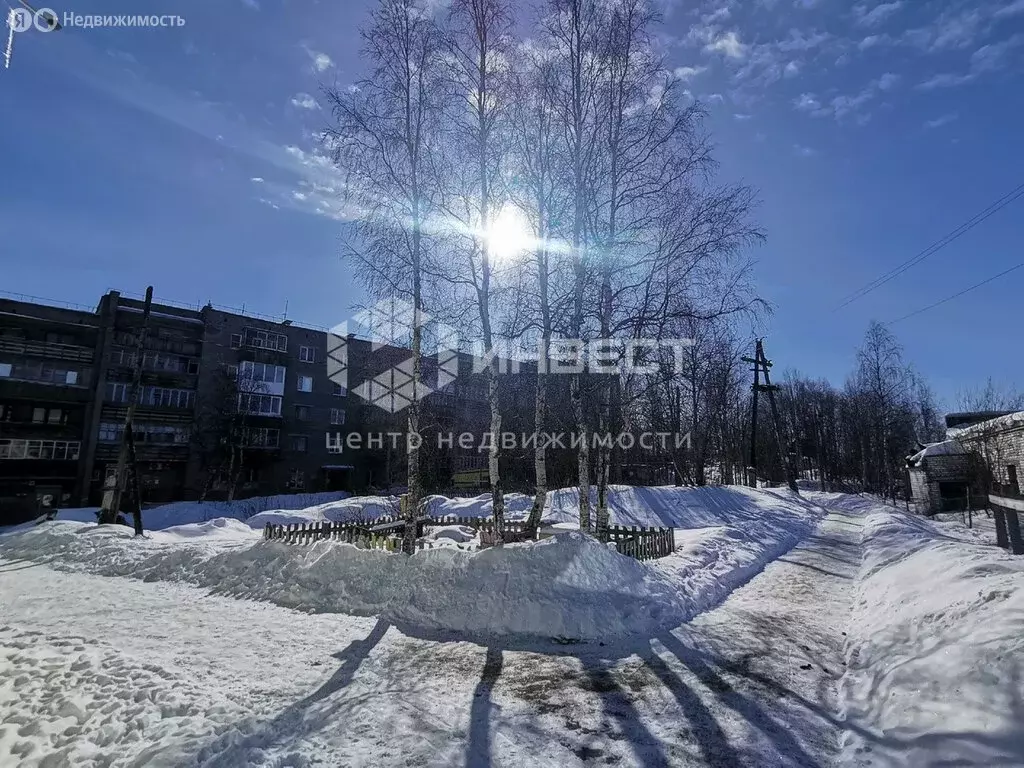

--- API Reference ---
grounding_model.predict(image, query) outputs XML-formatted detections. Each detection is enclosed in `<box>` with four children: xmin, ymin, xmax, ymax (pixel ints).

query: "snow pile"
<box><xmin>50</xmin><ymin>490</ymin><xmax>354</xmax><ymax>531</ymax></box>
<box><xmin>0</xmin><ymin>484</ymin><xmax>823</xmax><ymax>642</ymax></box>
<box><xmin>246</xmin><ymin>495</ymin><xmax>399</xmax><ymax>529</ymax></box>
<box><xmin>424</xmin><ymin>492</ymin><xmax>535</xmax><ymax>520</ymax></box>
<box><xmin>203</xmin><ymin>531</ymin><xmax>689</xmax><ymax>640</ymax></box>
<box><xmin>841</xmin><ymin>508</ymin><xmax>1024</xmax><ymax>766</ymax></box>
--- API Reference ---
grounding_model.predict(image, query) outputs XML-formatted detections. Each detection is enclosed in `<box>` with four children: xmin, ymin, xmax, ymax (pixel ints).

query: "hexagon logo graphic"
<box><xmin>328</xmin><ymin>298</ymin><xmax>460</xmax><ymax>414</ymax></box>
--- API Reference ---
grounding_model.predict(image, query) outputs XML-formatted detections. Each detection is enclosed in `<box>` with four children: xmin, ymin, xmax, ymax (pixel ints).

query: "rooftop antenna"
<box><xmin>283</xmin><ymin>299</ymin><xmax>289</xmax><ymax>321</ymax></box>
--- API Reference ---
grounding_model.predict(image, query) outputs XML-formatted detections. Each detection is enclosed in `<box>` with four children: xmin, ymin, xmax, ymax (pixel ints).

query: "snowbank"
<box><xmin>49</xmin><ymin>491</ymin><xmax>354</xmax><ymax>530</ymax></box>
<box><xmin>840</xmin><ymin>508</ymin><xmax>1024</xmax><ymax>766</ymax></box>
<box><xmin>0</xmin><ymin>485</ymin><xmax>823</xmax><ymax>642</ymax></box>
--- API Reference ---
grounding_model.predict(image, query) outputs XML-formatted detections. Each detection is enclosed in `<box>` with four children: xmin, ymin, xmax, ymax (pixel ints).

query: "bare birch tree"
<box><xmin>324</xmin><ymin>0</ymin><xmax>445</xmax><ymax>553</ymax></box>
<box><xmin>442</xmin><ymin>0</ymin><xmax>515</xmax><ymax>541</ymax></box>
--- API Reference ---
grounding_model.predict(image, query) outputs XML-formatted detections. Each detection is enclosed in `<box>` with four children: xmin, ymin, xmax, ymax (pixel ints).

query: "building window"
<box><xmin>297</xmin><ymin>375</ymin><xmax>313</xmax><ymax>392</ymax></box>
<box><xmin>238</xmin><ymin>360</ymin><xmax>286</xmax><ymax>386</ymax></box>
<box><xmin>237</xmin><ymin>393</ymin><xmax>283</xmax><ymax>417</ymax></box>
<box><xmin>299</xmin><ymin>345</ymin><xmax>317</xmax><ymax>363</ymax></box>
<box><xmin>243</xmin><ymin>328</ymin><xmax>288</xmax><ymax>352</ymax></box>
<box><xmin>294</xmin><ymin>405</ymin><xmax>311</xmax><ymax>421</ymax></box>
<box><xmin>141</xmin><ymin>387</ymin><xmax>195</xmax><ymax>409</ymax></box>
<box><xmin>290</xmin><ymin>434</ymin><xmax>308</xmax><ymax>452</ymax></box>
<box><xmin>106</xmin><ymin>382</ymin><xmax>132</xmax><ymax>403</ymax></box>
<box><xmin>0</xmin><ymin>404</ymin><xmax>7</xmax><ymax>421</ymax></box>
<box><xmin>0</xmin><ymin>439</ymin><xmax>80</xmax><ymax>460</ymax></box>
<box><xmin>330</xmin><ymin>408</ymin><xmax>345</xmax><ymax>426</ymax></box>
<box><xmin>3</xmin><ymin>361</ymin><xmax>83</xmax><ymax>386</ymax></box>
<box><xmin>1009</xmin><ymin>465</ymin><xmax>1019</xmax><ymax>493</ymax></box>
<box><xmin>99</xmin><ymin>422</ymin><xmax>121</xmax><ymax>442</ymax></box>
<box><xmin>287</xmin><ymin>468</ymin><xmax>306</xmax><ymax>490</ymax></box>
<box><xmin>331</xmin><ymin>382</ymin><xmax>347</xmax><ymax>397</ymax></box>
<box><xmin>243</xmin><ymin>427</ymin><xmax>280</xmax><ymax>448</ymax></box>
<box><xmin>30</xmin><ymin>406</ymin><xmax>67</xmax><ymax>425</ymax></box>
<box><xmin>230</xmin><ymin>333</ymin><xmax>242</xmax><ymax>349</ymax></box>
<box><xmin>326</xmin><ymin>432</ymin><xmax>344</xmax><ymax>454</ymax></box>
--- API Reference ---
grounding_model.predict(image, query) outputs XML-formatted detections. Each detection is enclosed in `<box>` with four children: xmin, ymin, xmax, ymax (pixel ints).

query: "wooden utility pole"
<box><xmin>743</xmin><ymin>345</ymin><xmax>761</xmax><ymax>486</ymax></box>
<box><xmin>98</xmin><ymin>286</ymin><xmax>153</xmax><ymax>534</ymax></box>
<box><xmin>743</xmin><ymin>339</ymin><xmax>799</xmax><ymax>492</ymax></box>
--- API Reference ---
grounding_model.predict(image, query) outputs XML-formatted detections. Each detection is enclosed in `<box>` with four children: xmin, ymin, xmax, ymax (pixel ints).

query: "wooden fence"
<box><xmin>606</xmin><ymin>524</ymin><xmax>675</xmax><ymax>561</ymax></box>
<box><xmin>263</xmin><ymin>515</ymin><xmax>676</xmax><ymax>561</ymax></box>
<box><xmin>989</xmin><ymin>483</ymin><xmax>1024</xmax><ymax>556</ymax></box>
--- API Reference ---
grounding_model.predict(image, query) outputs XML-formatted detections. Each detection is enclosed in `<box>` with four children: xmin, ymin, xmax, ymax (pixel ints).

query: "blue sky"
<box><xmin>1</xmin><ymin>0</ymin><xmax>1022</xmax><ymax>406</ymax></box>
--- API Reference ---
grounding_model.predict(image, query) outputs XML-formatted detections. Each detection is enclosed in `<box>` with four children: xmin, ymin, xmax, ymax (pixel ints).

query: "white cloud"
<box><xmin>971</xmin><ymin>34</ymin><xmax>1024</xmax><ymax>72</ymax></box>
<box><xmin>776</xmin><ymin>29</ymin><xmax>831</xmax><ymax>52</ymax></box>
<box><xmin>673</xmin><ymin>65</ymin><xmax>707</xmax><ymax>81</ymax></box>
<box><xmin>995</xmin><ymin>0</ymin><xmax>1024</xmax><ymax>18</ymax></box>
<box><xmin>794</xmin><ymin>75</ymin><xmax>896</xmax><ymax>121</ymax></box>
<box><xmin>241</xmin><ymin>0</ymin><xmax>259</xmax><ymax>8</ymax></box>
<box><xmin>794</xmin><ymin>144</ymin><xmax>817</xmax><ymax>157</ymax></box>
<box><xmin>858</xmin><ymin>34</ymin><xmax>891</xmax><ymax>50</ymax></box>
<box><xmin>917</xmin><ymin>72</ymin><xmax>974</xmax><ymax>89</ymax></box>
<box><xmin>304</xmin><ymin>47</ymin><xmax>334</xmax><ymax>72</ymax></box>
<box><xmin>702</xmin><ymin>6</ymin><xmax>732</xmax><ymax>24</ymax></box>
<box><xmin>905</xmin><ymin>8</ymin><xmax>984</xmax><ymax>52</ymax></box>
<box><xmin>793</xmin><ymin>92</ymin><xmax>821</xmax><ymax>112</ymax></box>
<box><xmin>854</xmin><ymin>1</ymin><xmax>903</xmax><ymax>27</ymax></box>
<box><xmin>705</xmin><ymin>31</ymin><xmax>747</xmax><ymax>59</ymax></box>
<box><xmin>705</xmin><ymin>93</ymin><xmax>726</xmax><ymax>103</ymax></box>
<box><xmin>734</xmin><ymin>113</ymin><xmax>753</xmax><ymax>120</ymax></box>
<box><xmin>924</xmin><ymin>113</ymin><xmax>958</xmax><ymax>129</ymax></box>
<box><xmin>290</xmin><ymin>92</ymin><xmax>320</xmax><ymax>110</ymax></box>
<box><xmin>876</xmin><ymin>72</ymin><xmax>900</xmax><ymax>90</ymax></box>
<box><xmin>784</xmin><ymin>60</ymin><xmax>801</xmax><ymax>77</ymax></box>
<box><xmin>916</xmin><ymin>34</ymin><xmax>1023</xmax><ymax>89</ymax></box>
<box><xmin>293</xmin><ymin>191</ymin><xmax>308</xmax><ymax>201</ymax></box>
<box><xmin>251</xmin><ymin>176</ymin><xmax>264</xmax><ymax>183</ymax></box>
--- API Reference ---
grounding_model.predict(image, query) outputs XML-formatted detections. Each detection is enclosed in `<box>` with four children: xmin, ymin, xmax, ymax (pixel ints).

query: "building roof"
<box><xmin>949</xmin><ymin>410</ymin><xmax>1024</xmax><ymax>441</ymax></box>
<box><xmin>944</xmin><ymin>411</ymin><xmax>1018</xmax><ymax>430</ymax></box>
<box><xmin>907</xmin><ymin>440</ymin><xmax>970</xmax><ymax>467</ymax></box>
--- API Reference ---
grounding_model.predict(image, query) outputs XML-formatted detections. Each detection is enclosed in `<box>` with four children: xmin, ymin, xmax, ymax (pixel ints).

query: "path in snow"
<box><xmin>0</xmin><ymin>500</ymin><xmax>863</xmax><ymax>767</ymax></box>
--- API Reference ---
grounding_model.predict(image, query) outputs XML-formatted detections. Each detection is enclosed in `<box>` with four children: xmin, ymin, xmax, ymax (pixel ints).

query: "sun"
<box><xmin>483</xmin><ymin>206</ymin><xmax>533</xmax><ymax>261</ymax></box>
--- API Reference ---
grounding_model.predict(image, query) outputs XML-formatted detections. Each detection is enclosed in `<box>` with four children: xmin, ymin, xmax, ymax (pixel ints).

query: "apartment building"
<box><xmin>0</xmin><ymin>298</ymin><xmax>101</xmax><ymax>513</ymax></box>
<box><xmin>1</xmin><ymin>290</ymin><xmax>534</xmax><ymax>515</ymax></box>
<box><xmin>84</xmin><ymin>292</ymin><xmax>206</xmax><ymax>505</ymax></box>
<box><xmin>191</xmin><ymin>306</ymin><xmax>358</xmax><ymax>497</ymax></box>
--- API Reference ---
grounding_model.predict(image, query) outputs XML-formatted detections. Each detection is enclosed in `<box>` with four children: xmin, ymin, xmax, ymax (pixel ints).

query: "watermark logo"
<box><xmin>328</xmin><ymin>296</ymin><xmax>696</xmax><ymax>415</ymax></box>
<box><xmin>328</xmin><ymin>298</ymin><xmax>460</xmax><ymax>414</ymax></box>
<box><xmin>8</xmin><ymin>9</ymin><xmax>184</xmax><ymax>32</ymax></box>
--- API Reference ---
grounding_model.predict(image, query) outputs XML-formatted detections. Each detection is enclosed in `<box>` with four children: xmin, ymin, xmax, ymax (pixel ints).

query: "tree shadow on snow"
<box><xmin>466</xmin><ymin>646</ymin><xmax>504</xmax><ymax>767</ymax></box>
<box><xmin>195</xmin><ymin>617</ymin><xmax>394</xmax><ymax>765</ymax></box>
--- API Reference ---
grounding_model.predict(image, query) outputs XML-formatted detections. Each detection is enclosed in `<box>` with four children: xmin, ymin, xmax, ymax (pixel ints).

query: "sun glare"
<box><xmin>483</xmin><ymin>206</ymin><xmax>533</xmax><ymax>261</ymax></box>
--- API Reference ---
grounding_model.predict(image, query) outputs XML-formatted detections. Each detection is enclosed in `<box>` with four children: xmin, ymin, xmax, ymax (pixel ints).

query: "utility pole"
<box><xmin>98</xmin><ymin>286</ymin><xmax>153</xmax><ymax>533</ymax></box>
<box><xmin>743</xmin><ymin>339</ymin><xmax>799</xmax><ymax>493</ymax></box>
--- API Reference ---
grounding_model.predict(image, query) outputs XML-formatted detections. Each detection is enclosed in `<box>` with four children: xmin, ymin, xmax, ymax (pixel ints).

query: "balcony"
<box><xmin>94</xmin><ymin>442</ymin><xmax>190</xmax><ymax>463</ymax></box>
<box><xmin>0</xmin><ymin>337</ymin><xmax>95</xmax><ymax>364</ymax></box>
<box><xmin>0</xmin><ymin>379</ymin><xmax>94</xmax><ymax>403</ymax></box>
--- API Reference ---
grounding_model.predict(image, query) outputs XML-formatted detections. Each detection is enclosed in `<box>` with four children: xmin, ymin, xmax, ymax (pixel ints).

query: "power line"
<box><xmin>886</xmin><ymin>260</ymin><xmax>1024</xmax><ymax>325</ymax></box>
<box><xmin>835</xmin><ymin>182</ymin><xmax>1024</xmax><ymax>310</ymax></box>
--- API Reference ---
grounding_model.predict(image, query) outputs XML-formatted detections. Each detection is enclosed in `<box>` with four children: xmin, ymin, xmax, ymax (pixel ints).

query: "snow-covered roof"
<box><xmin>907</xmin><ymin>439</ymin><xmax>969</xmax><ymax>467</ymax></box>
<box><xmin>947</xmin><ymin>410</ymin><xmax>1024</xmax><ymax>441</ymax></box>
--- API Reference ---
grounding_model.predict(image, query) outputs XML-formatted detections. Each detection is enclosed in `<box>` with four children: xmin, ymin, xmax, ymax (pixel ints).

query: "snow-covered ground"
<box><xmin>834</xmin><ymin>493</ymin><xmax>1024</xmax><ymax>767</ymax></box>
<box><xmin>1</xmin><ymin>487</ymin><xmax>1021</xmax><ymax>766</ymax></box>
